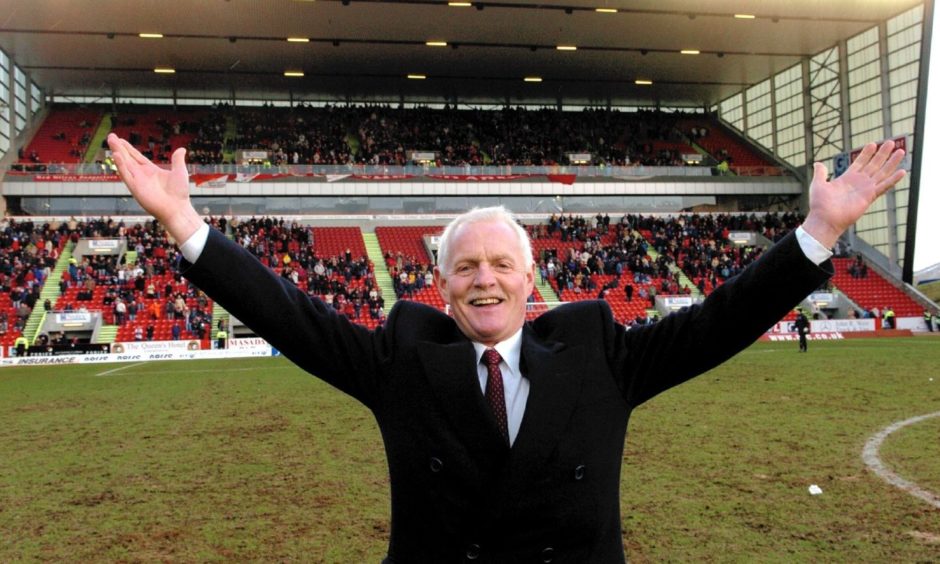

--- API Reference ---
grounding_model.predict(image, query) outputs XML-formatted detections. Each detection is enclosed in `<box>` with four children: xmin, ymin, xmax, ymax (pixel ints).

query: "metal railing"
<box><xmin>6</xmin><ymin>162</ymin><xmax>787</xmax><ymax>179</ymax></box>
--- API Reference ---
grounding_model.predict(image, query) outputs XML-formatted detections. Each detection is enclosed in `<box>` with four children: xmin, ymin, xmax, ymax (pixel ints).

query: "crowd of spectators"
<box><xmin>21</xmin><ymin>104</ymin><xmax>774</xmax><ymax>172</ymax></box>
<box><xmin>632</xmin><ymin>211</ymin><xmax>803</xmax><ymax>294</ymax></box>
<box><xmin>0</xmin><ymin>218</ymin><xmax>61</xmax><ymax>337</ymax></box>
<box><xmin>530</xmin><ymin>212</ymin><xmax>805</xmax><ymax>307</ymax></box>
<box><xmin>532</xmin><ymin>214</ymin><xmax>686</xmax><ymax>307</ymax></box>
<box><xmin>56</xmin><ymin>217</ymin><xmax>213</xmax><ymax>340</ymax></box>
<box><xmin>184</xmin><ymin>105</ymin><xmax>704</xmax><ymax>167</ymax></box>
<box><xmin>234</xmin><ymin>105</ymin><xmax>355</xmax><ymax>166</ymax></box>
<box><xmin>384</xmin><ymin>251</ymin><xmax>434</xmax><ymax>298</ymax></box>
<box><xmin>111</xmin><ymin>106</ymin><xmax>227</xmax><ymax>165</ymax></box>
<box><xmin>231</xmin><ymin>217</ymin><xmax>386</xmax><ymax>323</ymax></box>
<box><xmin>23</xmin><ymin>104</ymin><xmax>783</xmax><ymax>176</ymax></box>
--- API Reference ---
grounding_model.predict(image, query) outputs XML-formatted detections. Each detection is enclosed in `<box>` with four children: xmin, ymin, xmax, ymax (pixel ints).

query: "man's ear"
<box><xmin>433</xmin><ymin>266</ymin><xmax>450</xmax><ymax>304</ymax></box>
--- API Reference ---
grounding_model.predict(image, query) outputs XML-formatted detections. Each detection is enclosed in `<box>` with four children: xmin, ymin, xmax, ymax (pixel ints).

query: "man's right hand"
<box><xmin>107</xmin><ymin>133</ymin><xmax>203</xmax><ymax>244</ymax></box>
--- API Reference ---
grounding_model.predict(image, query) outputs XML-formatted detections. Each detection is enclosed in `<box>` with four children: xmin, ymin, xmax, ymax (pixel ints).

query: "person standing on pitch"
<box><xmin>107</xmin><ymin>132</ymin><xmax>905</xmax><ymax>563</ymax></box>
<box><xmin>793</xmin><ymin>309</ymin><xmax>811</xmax><ymax>352</ymax></box>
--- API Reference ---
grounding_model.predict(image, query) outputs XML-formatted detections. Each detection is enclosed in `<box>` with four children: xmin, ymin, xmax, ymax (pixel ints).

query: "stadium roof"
<box><xmin>0</xmin><ymin>0</ymin><xmax>923</xmax><ymax>106</ymax></box>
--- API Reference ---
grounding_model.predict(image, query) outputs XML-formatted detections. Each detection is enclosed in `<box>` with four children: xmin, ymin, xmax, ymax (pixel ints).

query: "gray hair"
<box><xmin>436</xmin><ymin>206</ymin><xmax>534</xmax><ymax>274</ymax></box>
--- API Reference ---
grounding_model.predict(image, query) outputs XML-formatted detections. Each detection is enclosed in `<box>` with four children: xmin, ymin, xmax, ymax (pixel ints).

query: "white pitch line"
<box><xmin>861</xmin><ymin>410</ymin><xmax>940</xmax><ymax>509</ymax></box>
<box><xmin>96</xmin><ymin>361</ymin><xmax>148</xmax><ymax>376</ymax></box>
<box><xmin>97</xmin><ymin>365</ymin><xmax>277</xmax><ymax>377</ymax></box>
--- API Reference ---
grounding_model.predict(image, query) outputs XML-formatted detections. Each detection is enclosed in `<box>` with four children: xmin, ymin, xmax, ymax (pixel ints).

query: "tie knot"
<box><xmin>482</xmin><ymin>348</ymin><xmax>502</xmax><ymax>368</ymax></box>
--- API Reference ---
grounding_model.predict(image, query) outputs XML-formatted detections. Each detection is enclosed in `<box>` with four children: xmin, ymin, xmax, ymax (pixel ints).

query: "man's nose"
<box><xmin>473</xmin><ymin>263</ymin><xmax>496</xmax><ymax>286</ymax></box>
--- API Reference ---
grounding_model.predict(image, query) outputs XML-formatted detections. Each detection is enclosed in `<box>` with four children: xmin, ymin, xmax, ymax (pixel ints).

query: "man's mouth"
<box><xmin>470</xmin><ymin>297</ymin><xmax>503</xmax><ymax>307</ymax></box>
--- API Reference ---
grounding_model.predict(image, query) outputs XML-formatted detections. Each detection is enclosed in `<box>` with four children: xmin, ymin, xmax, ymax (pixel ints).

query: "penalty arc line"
<box><xmin>861</xmin><ymin>410</ymin><xmax>940</xmax><ymax>510</ymax></box>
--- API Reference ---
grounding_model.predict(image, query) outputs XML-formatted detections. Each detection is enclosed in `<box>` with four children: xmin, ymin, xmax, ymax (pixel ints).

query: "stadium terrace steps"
<box><xmin>24</xmin><ymin>241</ymin><xmax>77</xmax><ymax>344</ymax></box>
<box><xmin>84</xmin><ymin>114</ymin><xmax>113</xmax><ymax>163</ymax></box>
<box><xmin>532</xmin><ymin>275</ymin><xmax>559</xmax><ymax>308</ymax></box>
<box><xmin>212</xmin><ymin>301</ymin><xmax>230</xmax><ymax>334</ymax></box>
<box><xmin>223</xmin><ymin>115</ymin><xmax>237</xmax><ymax>163</ymax></box>
<box><xmin>95</xmin><ymin>325</ymin><xmax>118</xmax><ymax>344</ymax></box>
<box><xmin>361</xmin><ymin>231</ymin><xmax>397</xmax><ymax>312</ymax></box>
<box><xmin>641</xmin><ymin>238</ymin><xmax>702</xmax><ymax>299</ymax></box>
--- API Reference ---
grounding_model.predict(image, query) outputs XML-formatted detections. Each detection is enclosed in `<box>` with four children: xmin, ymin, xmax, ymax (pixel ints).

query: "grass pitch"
<box><xmin>1</xmin><ymin>337</ymin><xmax>939</xmax><ymax>562</ymax></box>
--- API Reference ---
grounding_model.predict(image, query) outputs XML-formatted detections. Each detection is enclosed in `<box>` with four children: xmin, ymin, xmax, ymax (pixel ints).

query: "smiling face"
<box><xmin>434</xmin><ymin>219</ymin><xmax>535</xmax><ymax>347</ymax></box>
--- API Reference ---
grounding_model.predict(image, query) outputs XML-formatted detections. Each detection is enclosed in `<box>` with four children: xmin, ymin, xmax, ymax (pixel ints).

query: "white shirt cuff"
<box><xmin>179</xmin><ymin>222</ymin><xmax>210</xmax><ymax>264</ymax></box>
<box><xmin>796</xmin><ymin>225</ymin><xmax>833</xmax><ymax>266</ymax></box>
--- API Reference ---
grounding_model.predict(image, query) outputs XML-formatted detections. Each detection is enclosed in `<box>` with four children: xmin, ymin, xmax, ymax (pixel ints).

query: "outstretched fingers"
<box><xmin>107</xmin><ymin>135</ymin><xmax>137</xmax><ymax>180</ymax></box>
<box><xmin>861</xmin><ymin>141</ymin><xmax>897</xmax><ymax>177</ymax></box>
<box><xmin>846</xmin><ymin>141</ymin><xmax>898</xmax><ymax>177</ymax></box>
<box><xmin>111</xmin><ymin>149</ymin><xmax>139</xmax><ymax>188</ymax></box>
<box><xmin>875</xmin><ymin>168</ymin><xmax>906</xmax><ymax>196</ymax></box>
<box><xmin>114</xmin><ymin>137</ymin><xmax>152</xmax><ymax>167</ymax></box>
<box><xmin>846</xmin><ymin>142</ymin><xmax>877</xmax><ymax>175</ymax></box>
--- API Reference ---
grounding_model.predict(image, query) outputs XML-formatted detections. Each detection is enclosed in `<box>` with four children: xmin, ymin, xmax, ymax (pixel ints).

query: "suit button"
<box><xmin>573</xmin><ymin>464</ymin><xmax>586</xmax><ymax>481</ymax></box>
<box><xmin>429</xmin><ymin>457</ymin><xmax>443</xmax><ymax>473</ymax></box>
<box><xmin>541</xmin><ymin>547</ymin><xmax>555</xmax><ymax>562</ymax></box>
<box><xmin>466</xmin><ymin>543</ymin><xmax>481</xmax><ymax>560</ymax></box>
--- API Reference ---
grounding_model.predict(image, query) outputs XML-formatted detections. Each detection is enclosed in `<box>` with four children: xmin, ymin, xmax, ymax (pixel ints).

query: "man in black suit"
<box><xmin>107</xmin><ymin>133</ymin><xmax>905</xmax><ymax>563</ymax></box>
<box><xmin>793</xmin><ymin>309</ymin><xmax>811</xmax><ymax>352</ymax></box>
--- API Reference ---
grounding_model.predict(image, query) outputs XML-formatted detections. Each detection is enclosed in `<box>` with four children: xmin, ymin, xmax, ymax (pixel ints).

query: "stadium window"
<box><xmin>30</xmin><ymin>84</ymin><xmax>41</xmax><ymax>113</ymax></box>
<box><xmin>889</xmin><ymin>83</ymin><xmax>917</xmax><ymax>107</ymax></box>
<box><xmin>847</xmin><ymin>26</ymin><xmax>879</xmax><ymax>52</ymax></box>
<box><xmin>888</xmin><ymin>44</ymin><xmax>919</xmax><ymax>67</ymax></box>
<box><xmin>891</xmin><ymin>116</ymin><xmax>915</xmax><ymax>137</ymax></box>
<box><xmin>887</xmin><ymin>5</ymin><xmax>922</xmax><ymax>34</ymax></box>
<box><xmin>888</xmin><ymin>67</ymin><xmax>918</xmax><ymax>92</ymax></box>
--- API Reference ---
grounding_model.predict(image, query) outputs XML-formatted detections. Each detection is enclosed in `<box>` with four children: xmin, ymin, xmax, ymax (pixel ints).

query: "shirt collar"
<box><xmin>472</xmin><ymin>327</ymin><xmax>523</xmax><ymax>374</ymax></box>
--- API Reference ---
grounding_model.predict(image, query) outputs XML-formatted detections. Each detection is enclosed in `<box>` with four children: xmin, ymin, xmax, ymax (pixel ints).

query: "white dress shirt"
<box><xmin>472</xmin><ymin>328</ymin><xmax>527</xmax><ymax>446</ymax></box>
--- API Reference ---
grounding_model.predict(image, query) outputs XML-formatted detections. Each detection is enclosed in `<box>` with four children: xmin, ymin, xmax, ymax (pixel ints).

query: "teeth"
<box><xmin>472</xmin><ymin>298</ymin><xmax>501</xmax><ymax>306</ymax></box>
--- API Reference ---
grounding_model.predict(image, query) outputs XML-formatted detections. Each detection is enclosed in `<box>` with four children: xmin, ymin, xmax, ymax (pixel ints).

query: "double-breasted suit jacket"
<box><xmin>183</xmin><ymin>228</ymin><xmax>832</xmax><ymax>563</ymax></box>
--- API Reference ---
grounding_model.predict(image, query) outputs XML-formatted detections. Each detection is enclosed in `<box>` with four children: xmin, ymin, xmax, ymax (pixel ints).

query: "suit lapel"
<box><xmin>417</xmin><ymin>340</ymin><xmax>510</xmax><ymax>455</ymax></box>
<box><xmin>506</xmin><ymin>327</ymin><xmax>586</xmax><ymax>481</ymax></box>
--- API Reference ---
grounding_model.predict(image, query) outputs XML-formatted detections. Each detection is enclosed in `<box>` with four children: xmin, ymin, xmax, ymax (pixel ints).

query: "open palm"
<box><xmin>804</xmin><ymin>141</ymin><xmax>906</xmax><ymax>248</ymax></box>
<box><xmin>107</xmin><ymin>133</ymin><xmax>202</xmax><ymax>242</ymax></box>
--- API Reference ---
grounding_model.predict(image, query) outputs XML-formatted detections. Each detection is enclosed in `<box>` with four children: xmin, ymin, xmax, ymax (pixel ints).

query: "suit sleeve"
<box><xmin>180</xmin><ymin>228</ymin><xmax>390</xmax><ymax>408</ymax></box>
<box><xmin>604</xmin><ymin>230</ymin><xmax>832</xmax><ymax>408</ymax></box>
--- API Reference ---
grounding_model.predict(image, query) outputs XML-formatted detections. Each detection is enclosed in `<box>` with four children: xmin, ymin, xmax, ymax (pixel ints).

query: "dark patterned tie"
<box><xmin>482</xmin><ymin>348</ymin><xmax>509</xmax><ymax>443</ymax></box>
